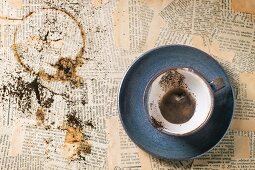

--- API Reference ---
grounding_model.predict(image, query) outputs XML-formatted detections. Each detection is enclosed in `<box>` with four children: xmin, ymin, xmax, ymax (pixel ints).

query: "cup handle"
<box><xmin>209</xmin><ymin>77</ymin><xmax>225</xmax><ymax>92</ymax></box>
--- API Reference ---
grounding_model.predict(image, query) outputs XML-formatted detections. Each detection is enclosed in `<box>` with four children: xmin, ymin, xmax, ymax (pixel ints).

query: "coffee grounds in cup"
<box><xmin>159</xmin><ymin>87</ymin><xmax>196</xmax><ymax>124</ymax></box>
<box><xmin>159</xmin><ymin>70</ymin><xmax>187</xmax><ymax>92</ymax></box>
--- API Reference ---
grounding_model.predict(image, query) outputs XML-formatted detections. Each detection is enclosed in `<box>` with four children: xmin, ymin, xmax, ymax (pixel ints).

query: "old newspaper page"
<box><xmin>0</xmin><ymin>0</ymin><xmax>254</xmax><ymax>169</ymax></box>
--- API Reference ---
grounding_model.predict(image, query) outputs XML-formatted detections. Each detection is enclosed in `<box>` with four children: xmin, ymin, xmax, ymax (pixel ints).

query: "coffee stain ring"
<box><xmin>12</xmin><ymin>7</ymin><xmax>86</xmax><ymax>87</ymax></box>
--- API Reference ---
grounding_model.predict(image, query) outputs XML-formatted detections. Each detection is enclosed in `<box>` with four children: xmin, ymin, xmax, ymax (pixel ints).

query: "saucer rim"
<box><xmin>118</xmin><ymin>44</ymin><xmax>235</xmax><ymax>160</ymax></box>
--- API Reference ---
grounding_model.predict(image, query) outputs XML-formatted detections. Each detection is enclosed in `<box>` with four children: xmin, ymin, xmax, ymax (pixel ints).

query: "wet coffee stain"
<box><xmin>12</xmin><ymin>7</ymin><xmax>86</xmax><ymax>87</ymax></box>
<box><xmin>50</xmin><ymin>57</ymin><xmax>82</xmax><ymax>86</ymax></box>
<box><xmin>64</xmin><ymin>126</ymin><xmax>91</xmax><ymax>160</ymax></box>
<box><xmin>159</xmin><ymin>87</ymin><xmax>196</xmax><ymax>124</ymax></box>
<box><xmin>63</xmin><ymin>114</ymin><xmax>91</xmax><ymax>160</ymax></box>
<box><xmin>36</xmin><ymin>107</ymin><xmax>45</xmax><ymax>126</ymax></box>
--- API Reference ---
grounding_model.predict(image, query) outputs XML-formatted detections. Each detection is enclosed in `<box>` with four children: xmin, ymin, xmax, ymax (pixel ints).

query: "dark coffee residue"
<box><xmin>151</xmin><ymin>116</ymin><xmax>163</xmax><ymax>128</ymax></box>
<box><xmin>85</xmin><ymin>119</ymin><xmax>95</xmax><ymax>129</ymax></box>
<box><xmin>81</xmin><ymin>99</ymin><xmax>87</xmax><ymax>106</ymax></box>
<box><xmin>159</xmin><ymin>70</ymin><xmax>187</xmax><ymax>92</ymax></box>
<box><xmin>0</xmin><ymin>76</ymin><xmax>67</xmax><ymax>114</ymax></box>
<box><xmin>66</xmin><ymin>113</ymin><xmax>95</xmax><ymax>129</ymax></box>
<box><xmin>66</xmin><ymin>113</ymin><xmax>83</xmax><ymax>128</ymax></box>
<box><xmin>159</xmin><ymin>87</ymin><xmax>196</xmax><ymax>124</ymax></box>
<box><xmin>28</xmin><ymin>77</ymin><xmax>42</xmax><ymax>105</ymax></box>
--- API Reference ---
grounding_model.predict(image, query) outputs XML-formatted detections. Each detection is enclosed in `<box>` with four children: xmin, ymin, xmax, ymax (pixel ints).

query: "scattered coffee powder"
<box><xmin>66</xmin><ymin>113</ymin><xmax>83</xmax><ymax>128</ymax></box>
<box><xmin>0</xmin><ymin>76</ymin><xmax>64</xmax><ymax>114</ymax></box>
<box><xmin>64</xmin><ymin>113</ymin><xmax>91</xmax><ymax>160</ymax></box>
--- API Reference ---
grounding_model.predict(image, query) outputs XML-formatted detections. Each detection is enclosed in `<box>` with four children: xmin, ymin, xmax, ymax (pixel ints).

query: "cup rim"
<box><xmin>144</xmin><ymin>67</ymin><xmax>215</xmax><ymax>136</ymax></box>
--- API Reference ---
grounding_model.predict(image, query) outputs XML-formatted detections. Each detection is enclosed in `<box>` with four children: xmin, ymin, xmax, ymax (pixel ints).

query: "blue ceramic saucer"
<box><xmin>118</xmin><ymin>45</ymin><xmax>234</xmax><ymax>160</ymax></box>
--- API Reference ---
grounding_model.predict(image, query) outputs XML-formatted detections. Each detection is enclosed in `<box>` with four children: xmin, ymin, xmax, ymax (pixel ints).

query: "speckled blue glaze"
<box><xmin>118</xmin><ymin>45</ymin><xmax>235</xmax><ymax>160</ymax></box>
